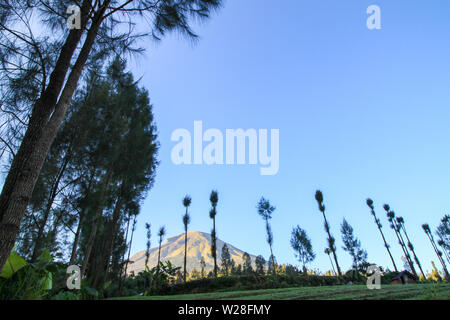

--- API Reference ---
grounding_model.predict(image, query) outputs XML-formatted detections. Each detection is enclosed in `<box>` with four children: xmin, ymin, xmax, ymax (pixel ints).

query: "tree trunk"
<box><xmin>93</xmin><ymin>190</ymin><xmax>123</xmax><ymax>290</ymax></box>
<box><xmin>157</xmin><ymin>241</ymin><xmax>162</xmax><ymax>268</ymax></box>
<box><xmin>426</xmin><ymin>232</ymin><xmax>450</xmax><ymax>279</ymax></box>
<box><xmin>328</xmin><ymin>254</ymin><xmax>336</xmax><ymax>275</ymax></box>
<box><xmin>69</xmin><ymin>166</ymin><xmax>97</xmax><ymax>265</ymax></box>
<box><xmin>371</xmin><ymin>211</ymin><xmax>398</xmax><ymax>272</ymax></box>
<box><xmin>322</xmin><ymin>211</ymin><xmax>342</xmax><ymax>275</ymax></box>
<box><xmin>31</xmin><ymin>151</ymin><xmax>71</xmax><ymax>262</ymax></box>
<box><xmin>401</xmin><ymin>225</ymin><xmax>425</xmax><ymax>278</ymax></box>
<box><xmin>392</xmin><ymin>220</ymin><xmax>417</xmax><ymax>276</ymax></box>
<box><xmin>379</xmin><ymin>227</ymin><xmax>398</xmax><ymax>272</ymax></box>
<box><xmin>212</xmin><ymin>217</ymin><xmax>217</xmax><ymax>277</ymax></box>
<box><xmin>119</xmin><ymin>214</ymin><xmax>137</xmax><ymax>295</ymax></box>
<box><xmin>184</xmin><ymin>226</ymin><xmax>188</xmax><ymax>283</ymax></box>
<box><xmin>265</xmin><ymin>217</ymin><xmax>275</xmax><ymax>275</ymax></box>
<box><xmin>80</xmin><ymin>170</ymin><xmax>112</xmax><ymax>278</ymax></box>
<box><xmin>0</xmin><ymin>2</ymin><xmax>105</xmax><ymax>272</ymax></box>
<box><xmin>69</xmin><ymin>210</ymin><xmax>84</xmax><ymax>265</ymax></box>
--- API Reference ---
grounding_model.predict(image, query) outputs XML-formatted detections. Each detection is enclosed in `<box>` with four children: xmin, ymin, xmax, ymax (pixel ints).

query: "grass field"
<box><xmin>118</xmin><ymin>283</ymin><xmax>450</xmax><ymax>300</ymax></box>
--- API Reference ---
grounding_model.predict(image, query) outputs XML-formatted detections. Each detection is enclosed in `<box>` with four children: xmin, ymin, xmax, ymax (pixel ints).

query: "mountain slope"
<box><xmin>126</xmin><ymin>231</ymin><xmax>257</xmax><ymax>275</ymax></box>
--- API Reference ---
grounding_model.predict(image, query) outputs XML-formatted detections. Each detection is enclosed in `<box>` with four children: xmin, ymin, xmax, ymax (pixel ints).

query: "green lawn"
<box><xmin>117</xmin><ymin>283</ymin><xmax>450</xmax><ymax>300</ymax></box>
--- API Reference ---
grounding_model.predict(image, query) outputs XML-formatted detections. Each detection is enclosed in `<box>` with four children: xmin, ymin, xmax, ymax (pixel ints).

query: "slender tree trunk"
<box><xmin>392</xmin><ymin>219</ymin><xmax>417</xmax><ymax>276</ymax></box>
<box><xmin>119</xmin><ymin>214</ymin><xmax>137</xmax><ymax>295</ymax></box>
<box><xmin>69</xmin><ymin>167</ymin><xmax>96</xmax><ymax>265</ymax></box>
<box><xmin>425</xmin><ymin>231</ymin><xmax>450</xmax><ymax>279</ymax></box>
<box><xmin>93</xmin><ymin>190</ymin><xmax>123</xmax><ymax>290</ymax></box>
<box><xmin>69</xmin><ymin>210</ymin><xmax>85</xmax><ymax>265</ymax></box>
<box><xmin>31</xmin><ymin>152</ymin><xmax>71</xmax><ymax>262</ymax></box>
<box><xmin>81</xmin><ymin>171</ymin><xmax>112</xmax><ymax>278</ymax></box>
<box><xmin>117</xmin><ymin>216</ymin><xmax>130</xmax><ymax>295</ymax></box>
<box><xmin>0</xmin><ymin>2</ymin><xmax>106</xmax><ymax>272</ymax></box>
<box><xmin>401</xmin><ymin>225</ymin><xmax>425</xmax><ymax>278</ymax></box>
<box><xmin>212</xmin><ymin>217</ymin><xmax>217</xmax><ymax>277</ymax></box>
<box><xmin>391</xmin><ymin>223</ymin><xmax>412</xmax><ymax>272</ymax></box>
<box><xmin>397</xmin><ymin>227</ymin><xmax>416</xmax><ymax>276</ymax></box>
<box><xmin>379</xmin><ymin>227</ymin><xmax>398</xmax><ymax>272</ymax></box>
<box><xmin>184</xmin><ymin>224</ymin><xmax>188</xmax><ymax>283</ymax></box>
<box><xmin>440</xmin><ymin>242</ymin><xmax>450</xmax><ymax>265</ymax></box>
<box><xmin>157</xmin><ymin>240</ymin><xmax>162</xmax><ymax>268</ymax></box>
<box><xmin>302</xmin><ymin>256</ymin><xmax>307</xmax><ymax>275</ymax></box>
<box><xmin>265</xmin><ymin>217</ymin><xmax>275</xmax><ymax>275</ymax></box>
<box><xmin>371</xmin><ymin>210</ymin><xmax>398</xmax><ymax>272</ymax></box>
<box><xmin>327</xmin><ymin>253</ymin><xmax>336</xmax><ymax>275</ymax></box>
<box><xmin>321</xmin><ymin>210</ymin><xmax>342</xmax><ymax>275</ymax></box>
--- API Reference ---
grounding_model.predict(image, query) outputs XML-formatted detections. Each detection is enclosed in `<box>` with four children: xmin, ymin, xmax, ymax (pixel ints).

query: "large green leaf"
<box><xmin>39</xmin><ymin>249</ymin><xmax>53</xmax><ymax>263</ymax></box>
<box><xmin>0</xmin><ymin>251</ymin><xmax>27</xmax><ymax>279</ymax></box>
<box><xmin>41</xmin><ymin>272</ymin><xmax>53</xmax><ymax>290</ymax></box>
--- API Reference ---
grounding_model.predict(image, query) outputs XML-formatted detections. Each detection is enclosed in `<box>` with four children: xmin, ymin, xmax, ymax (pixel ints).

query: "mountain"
<box><xmin>126</xmin><ymin>231</ymin><xmax>258</xmax><ymax>275</ymax></box>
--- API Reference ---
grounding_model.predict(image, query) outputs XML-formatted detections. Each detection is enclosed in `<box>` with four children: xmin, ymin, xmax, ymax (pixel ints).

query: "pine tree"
<box><xmin>255</xmin><ymin>255</ymin><xmax>266</xmax><ymax>275</ymax></box>
<box><xmin>0</xmin><ymin>0</ymin><xmax>224</xmax><ymax>273</ymax></box>
<box><xmin>290</xmin><ymin>226</ymin><xmax>315</xmax><ymax>273</ymax></box>
<box><xmin>436</xmin><ymin>215</ymin><xmax>450</xmax><ymax>264</ymax></box>
<box><xmin>200</xmin><ymin>256</ymin><xmax>206</xmax><ymax>279</ymax></box>
<box><xmin>220</xmin><ymin>244</ymin><xmax>232</xmax><ymax>276</ymax></box>
<box><xmin>340</xmin><ymin>219</ymin><xmax>368</xmax><ymax>278</ymax></box>
<box><xmin>256</xmin><ymin>197</ymin><xmax>276</xmax><ymax>274</ymax></box>
<box><xmin>242</xmin><ymin>252</ymin><xmax>253</xmax><ymax>274</ymax></box>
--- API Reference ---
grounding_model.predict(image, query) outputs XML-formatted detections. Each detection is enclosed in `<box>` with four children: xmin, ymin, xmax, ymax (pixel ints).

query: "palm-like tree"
<box><xmin>157</xmin><ymin>226</ymin><xmax>166</xmax><ymax>270</ymax></box>
<box><xmin>366</xmin><ymin>199</ymin><xmax>398</xmax><ymax>272</ymax></box>
<box><xmin>145</xmin><ymin>223</ymin><xmax>151</xmax><ymax>271</ymax></box>
<box><xmin>384</xmin><ymin>205</ymin><xmax>417</xmax><ymax>276</ymax></box>
<box><xmin>324</xmin><ymin>248</ymin><xmax>336</xmax><ymax>275</ymax></box>
<box><xmin>422</xmin><ymin>224</ymin><xmax>449</xmax><ymax>279</ymax></box>
<box><xmin>437</xmin><ymin>239</ymin><xmax>450</xmax><ymax>265</ymax></box>
<box><xmin>182</xmin><ymin>195</ymin><xmax>192</xmax><ymax>283</ymax></box>
<box><xmin>436</xmin><ymin>215</ymin><xmax>450</xmax><ymax>265</ymax></box>
<box><xmin>209</xmin><ymin>190</ymin><xmax>219</xmax><ymax>277</ymax></box>
<box><xmin>396</xmin><ymin>216</ymin><xmax>425</xmax><ymax>278</ymax></box>
<box><xmin>257</xmin><ymin>197</ymin><xmax>276</xmax><ymax>274</ymax></box>
<box><xmin>315</xmin><ymin>190</ymin><xmax>341</xmax><ymax>275</ymax></box>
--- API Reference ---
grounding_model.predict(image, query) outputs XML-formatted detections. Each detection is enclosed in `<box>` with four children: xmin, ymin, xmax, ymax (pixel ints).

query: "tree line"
<box><xmin>10</xmin><ymin>57</ymin><xmax>159</xmax><ymax>293</ymax></box>
<box><xmin>141</xmin><ymin>190</ymin><xmax>449</xmax><ymax>285</ymax></box>
<box><xmin>0</xmin><ymin>0</ymin><xmax>224</xmax><ymax>277</ymax></box>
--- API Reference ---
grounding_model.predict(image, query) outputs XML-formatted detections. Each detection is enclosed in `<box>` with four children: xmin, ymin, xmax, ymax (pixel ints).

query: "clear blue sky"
<box><xmin>126</xmin><ymin>0</ymin><xmax>450</xmax><ymax>274</ymax></box>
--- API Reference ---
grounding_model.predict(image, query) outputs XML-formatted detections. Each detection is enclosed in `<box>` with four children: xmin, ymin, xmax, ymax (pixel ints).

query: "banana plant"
<box><xmin>140</xmin><ymin>261</ymin><xmax>181</xmax><ymax>295</ymax></box>
<box><xmin>0</xmin><ymin>249</ymin><xmax>64</xmax><ymax>300</ymax></box>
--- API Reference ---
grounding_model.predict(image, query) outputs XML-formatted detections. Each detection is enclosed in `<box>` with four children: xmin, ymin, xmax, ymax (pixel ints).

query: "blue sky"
<box><xmin>126</xmin><ymin>0</ymin><xmax>450</xmax><ymax>274</ymax></box>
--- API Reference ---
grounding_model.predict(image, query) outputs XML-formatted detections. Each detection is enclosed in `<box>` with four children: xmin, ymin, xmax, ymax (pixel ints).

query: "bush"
<box><xmin>148</xmin><ymin>273</ymin><xmax>352</xmax><ymax>296</ymax></box>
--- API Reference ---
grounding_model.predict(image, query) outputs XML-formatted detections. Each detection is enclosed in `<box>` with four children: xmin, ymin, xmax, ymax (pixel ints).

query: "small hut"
<box><xmin>390</xmin><ymin>271</ymin><xmax>417</xmax><ymax>284</ymax></box>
